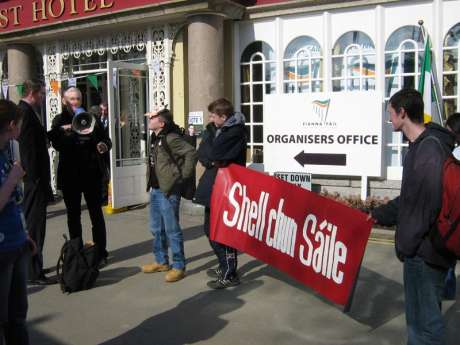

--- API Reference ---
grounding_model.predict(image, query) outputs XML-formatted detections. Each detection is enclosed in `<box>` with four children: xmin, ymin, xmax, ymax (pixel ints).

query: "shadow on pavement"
<box><xmin>100</xmin><ymin>279</ymin><xmax>264</xmax><ymax>345</ymax></box>
<box><xmin>107</xmin><ymin>225</ymin><xmax>205</xmax><ymax>266</ymax></box>
<box><xmin>239</xmin><ymin>259</ymin><xmax>404</xmax><ymax>329</ymax></box>
<box><xmin>347</xmin><ymin>267</ymin><xmax>404</xmax><ymax>329</ymax></box>
<box><xmin>95</xmin><ymin>266</ymin><xmax>141</xmax><ymax>288</ymax></box>
<box><xmin>28</xmin><ymin>314</ymin><xmax>68</xmax><ymax>345</ymax></box>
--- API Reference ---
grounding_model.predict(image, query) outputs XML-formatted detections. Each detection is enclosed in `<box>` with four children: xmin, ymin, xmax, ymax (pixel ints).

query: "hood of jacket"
<box><xmin>216</xmin><ymin>112</ymin><xmax>245</xmax><ymax>137</ymax></box>
<box><xmin>413</xmin><ymin>122</ymin><xmax>455</xmax><ymax>153</ymax></box>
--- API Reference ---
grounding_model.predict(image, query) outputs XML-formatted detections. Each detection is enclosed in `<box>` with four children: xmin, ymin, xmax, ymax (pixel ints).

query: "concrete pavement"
<box><xmin>27</xmin><ymin>201</ymin><xmax>460</xmax><ymax>345</ymax></box>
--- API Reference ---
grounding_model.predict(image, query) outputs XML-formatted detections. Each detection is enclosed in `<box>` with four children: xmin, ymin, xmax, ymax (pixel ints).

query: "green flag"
<box><xmin>87</xmin><ymin>75</ymin><xmax>99</xmax><ymax>89</ymax></box>
<box><xmin>16</xmin><ymin>84</ymin><xmax>24</xmax><ymax>97</ymax></box>
<box><xmin>418</xmin><ymin>34</ymin><xmax>432</xmax><ymax>123</ymax></box>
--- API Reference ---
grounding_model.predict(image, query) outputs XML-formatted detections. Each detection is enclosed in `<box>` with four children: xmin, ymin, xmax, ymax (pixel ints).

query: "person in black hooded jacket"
<box><xmin>371</xmin><ymin>89</ymin><xmax>456</xmax><ymax>345</ymax></box>
<box><xmin>194</xmin><ymin>98</ymin><xmax>247</xmax><ymax>289</ymax></box>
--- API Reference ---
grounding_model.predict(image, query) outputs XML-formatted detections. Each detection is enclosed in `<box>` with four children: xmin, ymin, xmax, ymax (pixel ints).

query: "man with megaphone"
<box><xmin>48</xmin><ymin>87</ymin><xmax>112</xmax><ymax>265</ymax></box>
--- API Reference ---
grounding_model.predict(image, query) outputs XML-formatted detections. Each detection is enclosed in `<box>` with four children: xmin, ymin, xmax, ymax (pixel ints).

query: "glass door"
<box><xmin>107</xmin><ymin>61</ymin><xmax>149</xmax><ymax>208</ymax></box>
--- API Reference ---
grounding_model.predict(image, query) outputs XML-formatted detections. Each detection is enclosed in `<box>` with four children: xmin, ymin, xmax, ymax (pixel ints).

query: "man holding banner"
<box><xmin>194</xmin><ymin>98</ymin><xmax>247</xmax><ymax>289</ymax></box>
<box><xmin>371</xmin><ymin>89</ymin><xmax>455</xmax><ymax>345</ymax></box>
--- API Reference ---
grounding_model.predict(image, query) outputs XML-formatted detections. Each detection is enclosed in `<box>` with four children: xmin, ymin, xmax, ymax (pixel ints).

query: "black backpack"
<box><xmin>56</xmin><ymin>236</ymin><xmax>100</xmax><ymax>293</ymax></box>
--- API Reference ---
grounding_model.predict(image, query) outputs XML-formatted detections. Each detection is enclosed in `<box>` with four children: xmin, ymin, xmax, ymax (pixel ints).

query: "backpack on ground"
<box><xmin>427</xmin><ymin>137</ymin><xmax>460</xmax><ymax>259</ymax></box>
<box><xmin>56</xmin><ymin>235</ymin><xmax>100</xmax><ymax>293</ymax></box>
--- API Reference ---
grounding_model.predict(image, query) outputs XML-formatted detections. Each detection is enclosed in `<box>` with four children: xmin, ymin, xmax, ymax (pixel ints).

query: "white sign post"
<box><xmin>264</xmin><ymin>92</ymin><xmax>384</xmax><ymax>178</ymax></box>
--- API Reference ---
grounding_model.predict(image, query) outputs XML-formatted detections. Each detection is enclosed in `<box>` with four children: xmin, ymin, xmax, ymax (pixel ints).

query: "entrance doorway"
<box><xmin>61</xmin><ymin>61</ymin><xmax>149</xmax><ymax>209</ymax></box>
<box><xmin>107</xmin><ymin>61</ymin><xmax>149</xmax><ymax>208</ymax></box>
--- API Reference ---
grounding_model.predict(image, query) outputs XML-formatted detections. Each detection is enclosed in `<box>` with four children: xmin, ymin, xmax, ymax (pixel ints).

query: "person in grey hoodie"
<box><xmin>371</xmin><ymin>89</ymin><xmax>456</xmax><ymax>345</ymax></box>
<box><xmin>194</xmin><ymin>98</ymin><xmax>247</xmax><ymax>289</ymax></box>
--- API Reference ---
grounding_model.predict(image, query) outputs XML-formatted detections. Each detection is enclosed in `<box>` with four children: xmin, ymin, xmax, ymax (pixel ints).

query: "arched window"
<box><xmin>240</xmin><ymin>41</ymin><xmax>276</xmax><ymax>163</ymax></box>
<box><xmin>385</xmin><ymin>25</ymin><xmax>424</xmax><ymax>97</ymax></box>
<box><xmin>332</xmin><ymin>31</ymin><xmax>376</xmax><ymax>92</ymax></box>
<box><xmin>443</xmin><ymin>23</ymin><xmax>460</xmax><ymax>116</ymax></box>
<box><xmin>384</xmin><ymin>26</ymin><xmax>424</xmax><ymax>178</ymax></box>
<box><xmin>283</xmin><ymin>36</ymin><xmax>322</xmax><ymax>93</ymax></box>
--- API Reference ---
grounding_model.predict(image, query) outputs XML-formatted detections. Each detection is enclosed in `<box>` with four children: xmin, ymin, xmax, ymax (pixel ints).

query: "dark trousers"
<box><xmin>204</xmin><ymin>207</ymin><xmax>238</xmax><ymax>280</ymax></box>
<box><xmin>0</xmin><ymin>245</ymin><xmax>29</xmax><ymax>345</ymax></box>
<box><xmin>62</xmin><ymin>183</ymin><xmax>107</xmax><ymax>258</ymax></box>
<box><xmin>23</xmin><ymin>181</ymin><xmax>47</xmax><ymax>280</ymax></box>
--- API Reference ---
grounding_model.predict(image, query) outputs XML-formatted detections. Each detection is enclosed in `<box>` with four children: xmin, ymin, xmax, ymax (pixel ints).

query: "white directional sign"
<box><xmin>274</xmin><ymin>172</ymin><xmax>312</xmax><ymax>191</ymax></box>
<box><xmin>264</xmin><ymin>92</ymin><xmax>384</xmax><ymax>177</ymax></box>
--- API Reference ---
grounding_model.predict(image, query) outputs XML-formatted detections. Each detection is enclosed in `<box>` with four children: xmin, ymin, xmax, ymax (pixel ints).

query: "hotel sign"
<box><xmin>0</xmin><ymin>0</ymin><xmax>172</xmax><ymax>34</ymax></box>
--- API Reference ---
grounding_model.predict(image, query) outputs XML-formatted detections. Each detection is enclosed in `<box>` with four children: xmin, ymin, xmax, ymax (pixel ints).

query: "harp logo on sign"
<box><xmin>312</xmin><ymin>99</ymin><xmax>331</xmax><ymax>122</ymax></box>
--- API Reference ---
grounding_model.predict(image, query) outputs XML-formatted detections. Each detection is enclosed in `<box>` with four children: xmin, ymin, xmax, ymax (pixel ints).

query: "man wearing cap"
<box><xmin>142</xmin><ymin>109</ymin><xmax>197</xmax><ymax>282</ymax></box>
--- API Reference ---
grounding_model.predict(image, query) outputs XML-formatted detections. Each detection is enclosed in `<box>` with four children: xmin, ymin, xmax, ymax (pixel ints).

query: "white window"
<box><xmin>332</xmin><ymin>31</ymin><xmax>376</xmax><ymax>92</ymax></box>
<box><xmin>240</xmin><ymin>41</ymin><xmax>276</xmax><ymax>163</ymax></box>
<box><xmin>283</xmin><ymin>36</ymin><xmax>323</xmax><ymax>93</ymax></box>
<box><xmin>384</xmin><ymin>26</ymin><xmax>424</xmax><ymax>177</ymax></box>
<box><xmin>443</xmin><ymin>22</ymin><xmax>460</xmax><ymax>116</ymax></box>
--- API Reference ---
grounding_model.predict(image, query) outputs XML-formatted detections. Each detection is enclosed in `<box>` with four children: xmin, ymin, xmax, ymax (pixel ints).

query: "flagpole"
<box><xmin>418</xmin><ymin>20</ymin><xmax>445</xmax><ymax>125</ymax></box>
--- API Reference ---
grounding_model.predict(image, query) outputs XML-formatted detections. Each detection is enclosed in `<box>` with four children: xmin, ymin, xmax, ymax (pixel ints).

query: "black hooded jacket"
<box><xmin>193</xmin><ymin>113</ymin><xmax>247</xmax><ymax>207</ymax></box>
<box><xmin>372</xmin><ymin>122</ymin><xmax>456</xmax><ymax>268</ymax></box>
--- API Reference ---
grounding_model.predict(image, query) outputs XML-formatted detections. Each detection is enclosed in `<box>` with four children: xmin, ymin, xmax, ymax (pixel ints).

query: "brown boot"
<box><xmin>141</xmin><ymin>262</ymin><xmax>170</xmax><ymax>273</ymax></box>
<box><xmin>165</xmin><ymin>269</ymin><xmax>185</xmax><ymax>282</ymax></box>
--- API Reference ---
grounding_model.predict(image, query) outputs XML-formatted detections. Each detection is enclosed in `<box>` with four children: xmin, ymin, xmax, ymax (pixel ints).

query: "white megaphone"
<box><xmin>72</xmin><ymin>111</ymin><xmax>96</xmax><ymax>135</ymax></box>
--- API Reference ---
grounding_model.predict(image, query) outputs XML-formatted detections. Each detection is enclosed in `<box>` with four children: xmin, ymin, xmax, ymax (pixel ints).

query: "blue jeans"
<box><xmin>149</xmin><ymin>189</ymin><xmax>185</xmax><ymax>270</ymax></box>
<box><xmin>404</xmin><ymin>256</ymin><xmax>447</xmax><ymax>345</ymax></box>
<box><xmin>0</xmin><ymin>244</ymin><xmax>29</xmax><ymax>345</ymax></box>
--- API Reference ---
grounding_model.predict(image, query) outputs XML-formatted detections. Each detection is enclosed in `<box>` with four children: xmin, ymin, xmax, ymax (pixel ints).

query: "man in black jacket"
<box><xmin>17</xmin><ymin>80</ymin><xmax>54</xmax><ymax>285</ymax></box>
<box><xmin>371</xmin><ymin>89</ymin><xmax>456</xmax><ymax>345</ymax></box>
<box><xmin>194</xmin><ymin>98</ymin><xmax>247</xmax><ymax>289</ymax></box>
<box><xmin>48</xmin><ymin>87</ymin><xmax>112</xmax><ymax>263</ymax></box>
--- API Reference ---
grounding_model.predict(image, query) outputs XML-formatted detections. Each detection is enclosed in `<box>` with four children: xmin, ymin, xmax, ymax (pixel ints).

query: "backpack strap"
<box><xmin>56</xmin><ymin>235</ymin><xmax>69</xmax><ymax>293</ymax></box>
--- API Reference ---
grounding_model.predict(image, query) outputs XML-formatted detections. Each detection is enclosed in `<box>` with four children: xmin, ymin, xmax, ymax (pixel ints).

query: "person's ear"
<box><xmin>399</xmin><ymin>107</ymin><xmax>406</xmax><ymax>119</ymax></box>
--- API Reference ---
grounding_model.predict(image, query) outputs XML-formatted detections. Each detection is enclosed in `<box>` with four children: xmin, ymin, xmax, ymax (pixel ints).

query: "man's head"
<box><xmin>23</xmin><ymin>79</ymin><xmax>45</xmax><ymax>106</ymax></box>
<box><xmin>64</xmin><ymin>87</ymin><xmax>82</xmax><ymax>111</ymax></box>
<box><xmin>208</xmin><ymin>98</ymin><xmax>234</xmax><ymax>128</ymax></box>
<box><xmin>146</xmin><ymin>109</ymin><xmax>173</xmax><ymax>134</ymax></box>
<box><xmin>388</xmin><ymin>88</ymin><xmax>424</xmax><ymax>131</ymax></box>
<box><xmin>100</xmin><ymin>102</ymin><xmax>108</xmax><ymax>117</ymax></box>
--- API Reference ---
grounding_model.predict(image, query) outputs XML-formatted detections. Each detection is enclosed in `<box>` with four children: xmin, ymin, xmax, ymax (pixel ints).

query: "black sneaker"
<box><xmin>207</xmin><ymin>276</ymin><xmax>240</xmax><ymax>289</ymax></box>
<box><xmin>206</xmin><ymin>267</ymin><xmax>222</xmax><ymax>279</ymax></box>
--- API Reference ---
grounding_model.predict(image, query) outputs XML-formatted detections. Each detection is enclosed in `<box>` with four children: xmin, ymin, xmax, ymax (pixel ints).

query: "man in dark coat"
<box><xmin>48</xmin><ymin>87</ymin><xmax>112</xmax><ymax>262</ymax></box>
<box><xmin>194</xmin><ymin>98</ymin><xmax>247</xmax><ymax>289</ymax></box>
<box><xmin>17</xmin><ymin>80</ymin><xmax>54</xmax><ymax>285</ymax></box>
<box><xmin>371</xmin><ymin>89</ymin><xmax>456</xmax><ymax>344</ymax></box>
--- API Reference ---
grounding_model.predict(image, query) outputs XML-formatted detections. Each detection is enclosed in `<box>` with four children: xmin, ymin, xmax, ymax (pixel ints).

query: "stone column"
<box><xmin>187</xmin><ymin>14</ymin><xmax>224</xmax><ymax>125</ymax></box>
<box><xmin>7</xmin><ymin>44</ymin><xmax>37</xmax><ymax>103</ymax></box>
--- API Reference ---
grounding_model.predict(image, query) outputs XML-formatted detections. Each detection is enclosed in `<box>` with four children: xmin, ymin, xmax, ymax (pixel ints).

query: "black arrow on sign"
<box><xmin>294</xmin><ymin>151</ymin><xmax>347</xmax><ymax>167</ymax></box>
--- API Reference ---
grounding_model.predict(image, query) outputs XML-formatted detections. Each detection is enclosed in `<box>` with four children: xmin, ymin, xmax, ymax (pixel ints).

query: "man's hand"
<box><xmin>367</xmin><ymin>213</ymin><xmax>377</xmax><ymax>224</ymax></box>
<box><xmin>8</xmin><ymin>161</ymin><xmax>25</xmax><ymax>185</ymax></box>
<box><xmin>97</xmin><ymin>142</ymin><xmax>108</xmax><ymax>154</ymax></box>
<box><xmin>27</xmin><ymin>235</ymin><xmax>37</xmax><ymax>256</ymax></box>
<box><xmin>61</xmin><ymin>124</ymin><xmax>72</xmax><ymax>131</ymax></box>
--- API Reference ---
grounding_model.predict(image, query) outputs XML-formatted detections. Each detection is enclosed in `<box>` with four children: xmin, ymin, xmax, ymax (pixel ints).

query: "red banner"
<box><xmin>210</xmin><ymin>164</ymin><xmax>373</xmax><ymax>306</ymax></box>
<box><xmin>0</xmin><ymin>0</ymin><xmax>175</xmax><ymax>34</ymax></box>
